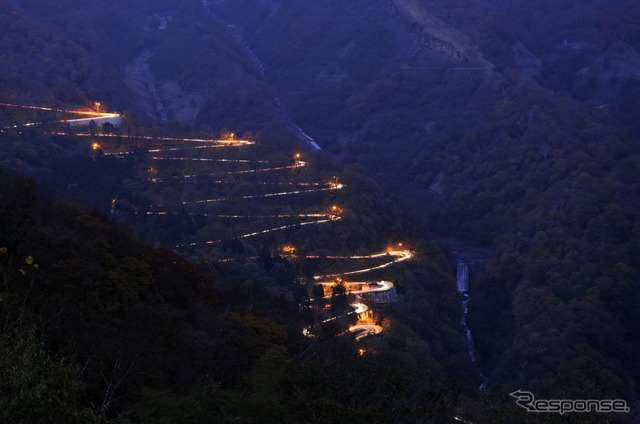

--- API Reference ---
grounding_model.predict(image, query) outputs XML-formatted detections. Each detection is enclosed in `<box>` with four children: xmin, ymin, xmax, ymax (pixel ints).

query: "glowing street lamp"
<box><xmin>94</xmin><ymin>102</ymin><xmax>101</xmax><ymax>113</ymax></box>
<box><xmin>328</xmin><ymin>176</ymin><xmax>344</xmax><ymax>190</ymax></box>
<box><xmin>92</xmin><ymin>142</ymin><xmax>100</xmax><ymax>151</ymax></box>
<box><xmin>329</xmin><ymin>204</ymin><xmax>343</xmax><ymax>220</ymax></box>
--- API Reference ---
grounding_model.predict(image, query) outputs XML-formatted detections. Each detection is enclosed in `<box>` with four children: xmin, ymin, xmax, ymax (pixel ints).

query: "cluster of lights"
<box><xmin>281</xmin><ymin>245</ymin><xmax>297</xmax><ymax>254</ymax></box>
<box><xmin>328</xmin><ymin>176</ymin><xmax>344</xmax><ymax>190</ymax></box>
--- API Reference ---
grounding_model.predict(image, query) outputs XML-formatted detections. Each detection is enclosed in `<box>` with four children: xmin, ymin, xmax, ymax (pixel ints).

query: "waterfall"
<box><xmin>456</xmin><ymin>261</ymin><xmax>469</xmax><ymax>292</ymax></box>
<box><xmin>454</xmin><ymin>258</ymin><xmax>488</xmax><ymax>390</ymax></box>
<box><xmin>456</xmin><ymin>261</ymin><xmax>476</xmax><ymax>360</ymax></box>
<box><xmin>461</xmin><ymin>295</ymin><xmax>475</xmax><ymax>362</ymax></box>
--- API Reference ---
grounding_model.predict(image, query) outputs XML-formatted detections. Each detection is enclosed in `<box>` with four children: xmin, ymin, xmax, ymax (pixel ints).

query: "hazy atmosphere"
<box><xmin>1</xmin><ymin>0</ymin><xmax>639</xmax><ymax>422</ymax></box>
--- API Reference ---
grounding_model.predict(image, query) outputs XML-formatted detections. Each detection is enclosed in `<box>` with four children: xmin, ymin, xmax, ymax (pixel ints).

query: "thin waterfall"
<box><xmin>456</xmin><ymin>260</ymin><xmax>475</xmax><ymax>361</ymax></box>
<box><xmin>457</xmin><ymin>262</ymin><xmax>469</xmax><ymax>292</ymax></box>
<box><xmin>456</xmin><ymin>259</ymin><xmax>476</xmax><ymax>362</ymax></box>
<box><xmin>455</xmin><ymin>259</ymin><xmax>488</xmax><ymax>390</ymax></box>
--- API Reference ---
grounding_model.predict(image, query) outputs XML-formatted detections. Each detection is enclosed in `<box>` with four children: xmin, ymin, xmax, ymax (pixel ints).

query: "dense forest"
<box><xmin>1</xmin><ymin>0</ymin><xmax>639</xmax><ymax>422</ymax></box>
<box><xmin>1</xmin><ymin>172</ymin><xmax>461</xmax><ymax>423</ymax></box>
<box><xmin>211</xmin><ymin>0</ymin><xmax>640</xmax><ymax>411</ymax></box>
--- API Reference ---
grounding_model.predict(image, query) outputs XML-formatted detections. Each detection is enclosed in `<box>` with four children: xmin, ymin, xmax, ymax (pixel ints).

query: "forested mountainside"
<box><xmin>0</xmin><ymin>173</ymin><xmax>466</xmax><ymax>423</ymax></box>
<box><xmin>1</xmin><ymin>0</ymin><xmax>639</xmax><ymax>421</ymax></box>
<box><xmin>3</xmin><ymin>0</ymin><xmax>280</xmax><ymax>131</ymax></box>
<box><xmin>210</xmin><ymin>0</ymin><xmax>640</xmax><ymax>408</ymax></box>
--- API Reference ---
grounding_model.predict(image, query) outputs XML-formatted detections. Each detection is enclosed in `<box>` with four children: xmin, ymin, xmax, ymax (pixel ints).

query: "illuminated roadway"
<box><xmin>0</xmin><ymin>102</ymin><xmax>409</xmax><ymax>344</ymax></box>
<box><xmin>175</xmin><ymin>216</ymin><xmax>342</xmax><ymax>247</ymax></box>
<box><xmin>0</xmin><ymin>102</ymin><xmax>339</xmax><ymax>247</ymax></box>
<box><xmin>301</xmin><ymin>249</ymin><xmax>413</xmax><ymax>341</ymax></box>
<box><xmin>315</xmin><ymin>280</ymin><xmax>395</xmax><ymax>295</ymax></box>
<box><xmin>348</xmin><ymin>324</ymin><xmax>383</xmax><ymax>341</ymax></box>
<box><xmin>0</xmin><ymin>102</ymin><xmax>122</xmax><ymax>128</ymax></box>
<box><xmin>0</xmin><ymin>102</ymin><xmax>255</xmax><ymax>148</ymax></box>
<box><xmin>181</xmin><ymin>184</ymin><xmax>341</xmax><ymax>205</ymax></box>
<box><xmin>154</xmin><ymin>160</ymin><xmax>308</xmax><ymax>177</ymax></box>
<box><xmin>311</xmin><ymin>250</ymin><xmax>413</xmax><ymax>280</ymax></box>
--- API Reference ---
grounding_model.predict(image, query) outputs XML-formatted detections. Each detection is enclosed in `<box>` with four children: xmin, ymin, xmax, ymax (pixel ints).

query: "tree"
<box><xmin>0</xmin><ymin>330</ymin><xmax>100</xmax><ymax>424</ymax></box>
<box><xmin>101</xmin><ymin>122</ymin><xmax>116</xmax><ymax>135</ymax></box>
<box><xmin>89</xmin><ymin>119</ymin><xmax>98</xmax><ymax>136</ymax></box>
<box><xmin>258</xmin><ymin>245</ymin><xmax>274</xmax><ymax>271</ymax></box>
<box><xmin>312</xmin><ymin>284</ymin><xmax>325</xmax><ymax>307</ymax></box>
<box><xmin>330</xmin><ymin>283</ymin><xmax>348</xmax><ymax>312</ymax></box>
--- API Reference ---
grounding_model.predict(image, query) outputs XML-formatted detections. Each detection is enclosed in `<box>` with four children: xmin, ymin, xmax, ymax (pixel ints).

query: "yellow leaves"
<box><xmin>25</xmin><ymin>256</ymin><xmax>39</xmax><ymax>269</ymax></box>
<box><xmin>19</xmin><ymin>256</ymin><xmax>39</xmax><ymax>273</ymax></box>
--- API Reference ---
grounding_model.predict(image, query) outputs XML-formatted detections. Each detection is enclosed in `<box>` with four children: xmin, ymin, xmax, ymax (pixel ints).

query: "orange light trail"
<box><xmin>143</xmin><ymin>211</ymin><xmax>333</xmax><ymax>219</ymax></box>
<box><xmin>0</xmin><ymin>102</ymin><xmax>66</xmax><ymax>113</ymax></box>
<box><xmin>197</xmin><ymin>162</ymin><xmax>304</xmax><ymax>174</ymax></box>
<box><xmin>293</xmin><ymin>251</ymin><xmax>398</xmax><ymax>260</ymax></box>
<box><xmin>349</xmin><ymin>324</ymin><xmax>383</xmax><ymax>341</ymax></box>
<box><xmin>168</xmin><ymin>180</ymin><xmax>322</xmax><ymax>186</ymax></box>
<box><xmin>319</xmin><ymin>302</ymin><xmax>369</xmax><ymax>324</ymax></box>
<box><xmin>51</xmin><ymin>131</ymin><xmax>255</xmax><ymax>146</ymax></box>
<box><xmin>173</xmin><ymin>161</ymin><xmax>307</xmax><ymax>177</ymax></box>
<box><xmin>0</xmin><ymin>102</ymin><xmax>121</xmax><ymax>128</ymax></box>
<box><xmin>175</xmin><ymin>217</ymin><xmax>341</xmax><ymax>247</ymax></box>
<box><xmin>1</xmin><ymin>103</ymin><xmax>254</xmax><ymax>147</ymax></box>
<box><xmin>181</xmin><ymin>186</ymin><xmax>340</xmax><ymax>205</ymax></box>
<box><xmin>151</xmin><ymin>156</ymin><xmax>270</xmax><ymax>164</ymax></box>
<box><xmin>312</xmin><ymin>250</ymin><xmax>413</xmax><ymax>280</ymax></box>
<box><xmin>147</xmin><ymin>178</ymin><xmax>321</xmax><ymax>185</ymax></box>
<box><xmin>314</xmin><ymin>280</ymin><xmax>395</xmax><ymax>295</ymax></box>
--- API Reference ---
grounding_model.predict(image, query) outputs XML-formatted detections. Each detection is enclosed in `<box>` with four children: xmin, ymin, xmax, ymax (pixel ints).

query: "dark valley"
<box><xmin>1</xmin><ymin>0</ymin><xmax>639</xmax><ymax>423</ymax></box>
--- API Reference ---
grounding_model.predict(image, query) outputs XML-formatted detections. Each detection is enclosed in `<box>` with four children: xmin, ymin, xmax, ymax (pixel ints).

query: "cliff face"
<box><xmin>210</xmin><ymin>0</ymin><xmax>499</xmax><ymax>195</ymax></box>
<box><xmin>390</xmin><ymin>0</ymin><xmax>483</xmax><ymax>64</ymax></box>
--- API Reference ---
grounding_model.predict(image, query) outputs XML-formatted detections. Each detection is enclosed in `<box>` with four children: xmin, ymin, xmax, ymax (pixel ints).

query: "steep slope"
<box><xmin>0</xmin><ymin>0</ymin><xmax>131</xmax><ymax>108</ymax></box>
<box><xmin>209</xmin><ymin>0</ymin><xmax>640</xmax><ymax>411</ymax></box>
<box><xmin>10</xmin><ymin>0</ymin><xmax>282</xmax><ymax>132</ymax></box>
<box><xmin>211</xmin><ymin>0</ymin><xmax>498</xmax><ymax>195</ymax></box>
<box><xmin>0</xmin><ymin>173</ymin><xmax>467</xmax><ymax>422</ymax></box>
<box><xmin>2</xmin><ymin>0</ymin><xmax>639</xmax><ymax>418</ymax></box>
